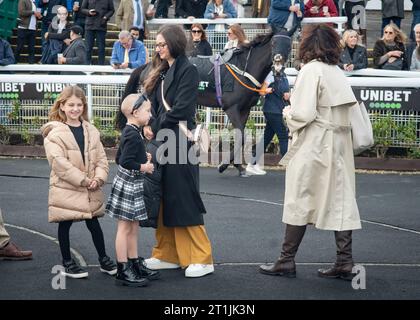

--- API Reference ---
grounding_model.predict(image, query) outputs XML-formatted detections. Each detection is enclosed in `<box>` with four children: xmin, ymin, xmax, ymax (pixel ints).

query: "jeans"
<box><xmin>85</xmin><ymin>30</ymin><xmax>107</xmax><ymax>65</ymax></box>
<box><xmin>252</xmin><ymin>111</ymin><xmax>289</xmax><ymax>164</ymax></box>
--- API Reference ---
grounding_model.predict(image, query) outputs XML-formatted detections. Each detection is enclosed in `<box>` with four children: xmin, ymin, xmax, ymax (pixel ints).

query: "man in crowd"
<box><xmin>110</xmin><ymin>30</ymin><xmax>147</xmax><ymax>69</ymax></box>
<box><xmin>16</xmin><ymin>0</ymin><xmax>42</xmax><ymax>64</ymax></box>
<box><xmin>81</xmin><ymin>0</ymin><xmax>114</xmax><ymax>65</ymax></box>
<box><xmin>58</xmin><ymin>25</ymin><xmax>87</xmax><ymax>65</ymax></box>
<box><xmin>116</xmin><ymin>0</ymin><xmax>152</xmax><ymax>42</ymax></box>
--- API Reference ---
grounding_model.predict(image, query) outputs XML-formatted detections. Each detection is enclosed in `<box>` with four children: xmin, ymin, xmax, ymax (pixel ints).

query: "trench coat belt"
<box><xmin>279</xmin><ymin>117</ymin><xmax>351</xmax><ymax>166</ymax></box>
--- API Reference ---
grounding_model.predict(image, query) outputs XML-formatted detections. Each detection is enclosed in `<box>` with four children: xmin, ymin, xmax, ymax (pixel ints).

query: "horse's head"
<box><xmin>242</xmin><ymin>32</ymin><xmax>292</xmax><ymax>81</ymax></box>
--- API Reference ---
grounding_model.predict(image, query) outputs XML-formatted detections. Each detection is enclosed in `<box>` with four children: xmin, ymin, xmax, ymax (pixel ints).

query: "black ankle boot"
<box><xmin>218</xmin><ymin>163</ymin><xmax>229</xmax><ymax>173</ymax></box>
<box><xmin>129</xmin><ymin>257</ymin><xmax>161</xmax><ymax>280</ymax></box>
<box><xmin>115</xmin><ymin>261</ymin><xmax>149</xmax><ymax>287</ymax></box>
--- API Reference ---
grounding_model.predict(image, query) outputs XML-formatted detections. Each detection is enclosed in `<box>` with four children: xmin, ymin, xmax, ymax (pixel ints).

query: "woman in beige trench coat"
<box><xmin>259</xmin><ymin>24</ymin><xmax>361</xmax><ymax>281</ymax></box>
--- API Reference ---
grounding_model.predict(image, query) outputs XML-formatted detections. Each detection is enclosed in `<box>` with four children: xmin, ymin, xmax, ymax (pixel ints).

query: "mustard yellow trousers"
<box><xmin>151</xmin><ymin>207</ymin><xmax>213</xmax><ymax>268</ymax></box>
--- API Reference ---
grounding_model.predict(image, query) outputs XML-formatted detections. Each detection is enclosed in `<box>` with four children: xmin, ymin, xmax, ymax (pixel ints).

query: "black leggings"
<box><xmin>58</xmin><ymin>218</ymin><xmax>106</xmax><ymax>262</ymax></box>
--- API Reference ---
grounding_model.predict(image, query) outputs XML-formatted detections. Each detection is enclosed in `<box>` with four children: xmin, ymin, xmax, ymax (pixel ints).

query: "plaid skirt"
<box><xmin>105</xmin><ymin>165</ymin><xmax>147</xmax><ymax>221</ymax></box>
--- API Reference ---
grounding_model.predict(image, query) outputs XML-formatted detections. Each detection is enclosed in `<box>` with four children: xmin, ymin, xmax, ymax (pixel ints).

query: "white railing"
<box><xmin>148</xmin><ymin>16</ymin><xmax>348</xmax><ymax>33</ymax></box>
<box><xmin>0</xmin><ymin>64</ymin><xmax>132</xmax><ymax>74</ymax></box>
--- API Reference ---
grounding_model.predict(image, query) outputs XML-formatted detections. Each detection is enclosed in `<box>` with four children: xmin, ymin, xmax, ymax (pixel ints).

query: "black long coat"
<box><xmin>149</xmin><ymin>55</ymin><xmax>207</xmax><ymax>227</ymax></box>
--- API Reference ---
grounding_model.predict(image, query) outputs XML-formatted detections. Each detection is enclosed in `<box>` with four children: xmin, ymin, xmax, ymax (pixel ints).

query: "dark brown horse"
<box><xmin>121</xmin><ymin>32</ymin><xmax>284</xmax><ymax>176</ymax></box>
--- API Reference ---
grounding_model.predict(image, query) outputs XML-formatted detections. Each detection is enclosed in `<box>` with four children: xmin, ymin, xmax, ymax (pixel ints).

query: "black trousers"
<box><xmin>15</xmin><ymin>29</ymin><xmax>36</xmax><ymax>64</ymax></box>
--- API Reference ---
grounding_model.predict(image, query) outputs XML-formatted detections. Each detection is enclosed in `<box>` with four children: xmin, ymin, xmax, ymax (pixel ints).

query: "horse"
<box><xmin>121</xmin><ymin>32</ymin><xmax>290</xmax><ymax>176</ymax></box>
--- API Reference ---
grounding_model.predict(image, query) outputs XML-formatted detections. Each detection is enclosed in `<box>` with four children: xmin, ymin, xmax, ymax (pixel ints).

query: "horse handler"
<box><xmin>259</xmin><ymin>24</ymin><xmax>362</xmax><ymax>281</ymax></box>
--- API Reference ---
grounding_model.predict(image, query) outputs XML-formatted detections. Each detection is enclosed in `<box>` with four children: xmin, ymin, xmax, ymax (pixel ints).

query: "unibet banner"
<box><xmin>353</xmin><ymin>87</ymin><xmax>420</xmax><ymax>111</ymax></box>
<box><xmin>0</xmin><ymin>82</ymin><xmax>73</xmax><ymax>100</ymax></box>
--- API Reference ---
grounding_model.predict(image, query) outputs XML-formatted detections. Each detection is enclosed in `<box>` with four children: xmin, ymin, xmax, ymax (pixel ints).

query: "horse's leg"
<box><xmin>219</xmin><ymin>105</ymin><xmax>248</xmax><ymax>177</ymax></box>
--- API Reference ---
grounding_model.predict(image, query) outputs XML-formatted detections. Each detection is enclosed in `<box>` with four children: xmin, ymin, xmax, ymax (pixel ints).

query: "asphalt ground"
<box><xmin>0</xmin><ymin>158</ymin><xmax>419</xmax><ymax>304</ymax></box>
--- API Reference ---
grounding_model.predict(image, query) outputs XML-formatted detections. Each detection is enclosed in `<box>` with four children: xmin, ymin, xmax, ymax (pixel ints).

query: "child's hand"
<box><xmin>87</xmin><ymin>179</ymin><xmax>99</xmax><ymax>191</ymax></box>
<box><xmin>146</xmin><ymin>152</ymin><xmax>152</xmax><ymax>162</ymax></box>
<box><xmin>141</xmin><ymin>161</ymin><xmax>154</xmax><ymax>174</ymax></box>
<box><xmin>143</xmin><ymin>126</ymin><xmax>154</xmax><ymax>140</ymax></box>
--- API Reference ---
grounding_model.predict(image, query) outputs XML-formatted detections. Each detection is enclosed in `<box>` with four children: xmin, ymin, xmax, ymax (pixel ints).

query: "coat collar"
<box><xmin>163</xmin><ymin>55</ymin><xmax>188</xmax><ymax>97</ymax></box>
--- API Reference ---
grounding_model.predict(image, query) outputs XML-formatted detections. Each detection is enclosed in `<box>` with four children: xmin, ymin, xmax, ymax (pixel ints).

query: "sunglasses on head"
<box><xmin>191</xmin><ymin>30</ymin><xmax>202</xmax><ymax>33</ymax></box>
<box><xmin>132</xmin><ymin>94</ymin><xmax>148</xmax><ymax>113</ymax></box>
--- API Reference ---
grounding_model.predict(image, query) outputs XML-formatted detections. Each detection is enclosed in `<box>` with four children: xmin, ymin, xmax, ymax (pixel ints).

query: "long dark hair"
<box><xmin>143</xmin><ymin>25</ymin><xmax>187</xmax><ymax>94</ymax></box>
<box><xmin>298</xmin><ymin>24</ymin><xmax>341</xmax><ymax>65</ymax></box>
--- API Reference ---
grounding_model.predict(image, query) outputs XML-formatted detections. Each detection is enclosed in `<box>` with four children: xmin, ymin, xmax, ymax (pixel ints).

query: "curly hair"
<box><xmin>298</xmin><ymin>24</ymin><xmax>342</xmax><ymax>65</ymax></box>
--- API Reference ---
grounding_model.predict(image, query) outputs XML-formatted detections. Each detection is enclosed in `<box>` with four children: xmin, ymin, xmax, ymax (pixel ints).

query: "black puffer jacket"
<box><xmin>140</xmin><ymin>140</ymin><xmax>162</xmax><ymax>228</ymax></box>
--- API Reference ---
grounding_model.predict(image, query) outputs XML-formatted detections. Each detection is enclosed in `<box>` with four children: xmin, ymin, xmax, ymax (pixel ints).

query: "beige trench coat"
<box><xmin>41</xmin><ymin>121</ymin><xmax>109</xmax><ymax>223</ymax></box>
<box><xmin>281</xmin><ymin>60</ymin><xmax>362</xmax><ymax>231</ymax></box>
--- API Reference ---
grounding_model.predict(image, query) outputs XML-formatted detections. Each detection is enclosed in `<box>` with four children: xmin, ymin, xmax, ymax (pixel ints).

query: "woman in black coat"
<box><xmin>339</xmin><ymin>29</ymin><xmax>368</xmax><ymax>71</ymax></box>
<box><xmin>372</xmin><ymin>23</ymin><xmax>408</xmax><ymax>70</ymax></box>
<box><xmin>142</xmin><ymin>25</ymin><xmax>214</xmax><ymax>278</ymax></box>
<box><xmin>186</xmin><ymin>23</ymin><xmax>213</xmax><ymax>57</ymax></box>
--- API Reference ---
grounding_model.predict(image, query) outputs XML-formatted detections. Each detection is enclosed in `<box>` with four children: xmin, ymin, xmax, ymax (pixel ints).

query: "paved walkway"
<box><xmin>0</xmin><ymin>158</ymin><xmax>419</xmax><ymax>301</ymax></box>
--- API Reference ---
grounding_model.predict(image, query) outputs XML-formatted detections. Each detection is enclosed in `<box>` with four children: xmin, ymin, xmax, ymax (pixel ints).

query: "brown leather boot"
<box><xmin>318</xmin><ymin>230</ymin><xmax>355</xmax><ymax>281</ymax></box>
<box><xmin>259</xmin><ymin>224</ymin><xmax>306</xmax><ymax>277</ymax></box>
<box><xmin>0</xmin><ymin>241</ymin><xmax>33</xmax><ymax>260</ymax></box>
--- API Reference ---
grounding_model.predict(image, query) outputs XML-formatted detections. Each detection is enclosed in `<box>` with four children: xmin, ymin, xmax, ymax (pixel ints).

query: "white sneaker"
<box><xmin>246</xmin><ymin>163</ymin><xmax>267</xmax><ymax>175</ymax></box>
<box><xmin>185</xmin><ymin>264</ymin><xmax>214</xmax><ymax>278</ymax></box>
<box><xmin>144</xmin><ymin>257</ymin><xmax>180</xmax><ymax>270</ymax></box>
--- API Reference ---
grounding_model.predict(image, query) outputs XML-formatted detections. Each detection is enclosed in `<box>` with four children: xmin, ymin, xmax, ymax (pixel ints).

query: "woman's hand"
<box><xmin>146</xmin><ymin>152</ymin><xmax>152</xmax><ymax>162</ymax></box>
<box><xmin>143</xmin><ymin>125</ymin><xmax>154</xmax><ymax>140</ymax></box>
<box><xmin>388</xmin><ymin>50</ymin><xmax>402</xmax><ymax>58</ymax></box>
<box><xmin>282</xmin><ymin>105</ymin><xmax>292</xmax><ymax>118</ymax></box>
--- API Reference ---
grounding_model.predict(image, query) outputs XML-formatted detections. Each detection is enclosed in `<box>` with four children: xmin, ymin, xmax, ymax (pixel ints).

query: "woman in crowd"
<box><xmin>224</xmin><ymin>23</ymin><xmax>248</xmax><ymax>50</ymax></box>
<box><xmin>186</xmin><ymin>23</ymin><xmax>213</xmax><ymax>57</ymax></box>
<box><xmin>204</xmin><ymin>0</ymin><xmax>237</xmax><ymax>51</ymax></box>
<box><xmin>259</xmin><ymin>24</ymin><xmax>361</xmax><ymax>281</ymax></box>
<box><xmin>142</xmin><ymin>25</ymin><xmax>214</xmax><ymax>278</ymax></box>
<box><xmin>339</xmin><ymin>29</ymin><xmax>368</xmax><ymax>71</ymax></box>
<box><xmin>41</xmin><ymin>5</ymin><xmax>72</xmax><ymax>64</ymax></box>
<box><xmin>372</xmin><ymin>23</ymin><xmax>408</xmax><ymax>70</ymax></box>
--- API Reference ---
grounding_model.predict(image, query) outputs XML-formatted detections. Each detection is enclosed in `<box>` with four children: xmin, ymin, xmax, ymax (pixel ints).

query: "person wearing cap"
<box><xmin>58</xmin><ymin>25</ymin><xmax>88</xmax><ymax>65</ymax></box>
<box><xmin>0</xmin><ymin>209</ymin><xmax>32</xmax><ymax>261</ymax></box>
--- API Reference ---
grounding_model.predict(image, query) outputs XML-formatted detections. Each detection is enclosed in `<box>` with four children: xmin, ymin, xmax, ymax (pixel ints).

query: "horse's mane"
<box><xmin>242</xmin><ymin>33</ymin><xmax>273</xmax><ymax>49</ymax></box>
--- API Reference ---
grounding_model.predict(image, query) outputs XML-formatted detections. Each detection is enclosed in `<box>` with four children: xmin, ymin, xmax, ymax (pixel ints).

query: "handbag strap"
<box><xmin>160</xmin><ymin>80</ymin><xmax>193</xmax><ymax>140</ymax></box>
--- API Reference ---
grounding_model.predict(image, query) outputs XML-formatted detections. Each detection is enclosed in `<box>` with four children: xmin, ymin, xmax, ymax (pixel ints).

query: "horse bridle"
<box><xmin>224</xmin><ymin>47</ymin><xmax>267</xmax><ymax>94</ymax></box>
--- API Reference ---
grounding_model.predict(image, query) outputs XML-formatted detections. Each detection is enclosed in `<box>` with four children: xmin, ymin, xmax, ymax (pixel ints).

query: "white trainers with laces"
<box><xmin>246</xmin><ymin>163</ymin><xmax>267</xmax><ymax>175</ymax></box>
<box><xmin>185</xmin><ymin>264</ymin><xmax>214</xmax><ymax>278</ymax></box>
<box><xmin>144</xmin><ymin>257</ymin><xmax>180</xmax><ymax>270</ymax></box>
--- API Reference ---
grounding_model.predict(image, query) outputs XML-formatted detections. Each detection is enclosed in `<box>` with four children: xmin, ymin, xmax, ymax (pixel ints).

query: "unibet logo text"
<box><xmin>360</xmin><ymin>89</ymin><xmax>412</xmax><ymax>110</ymax></box>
